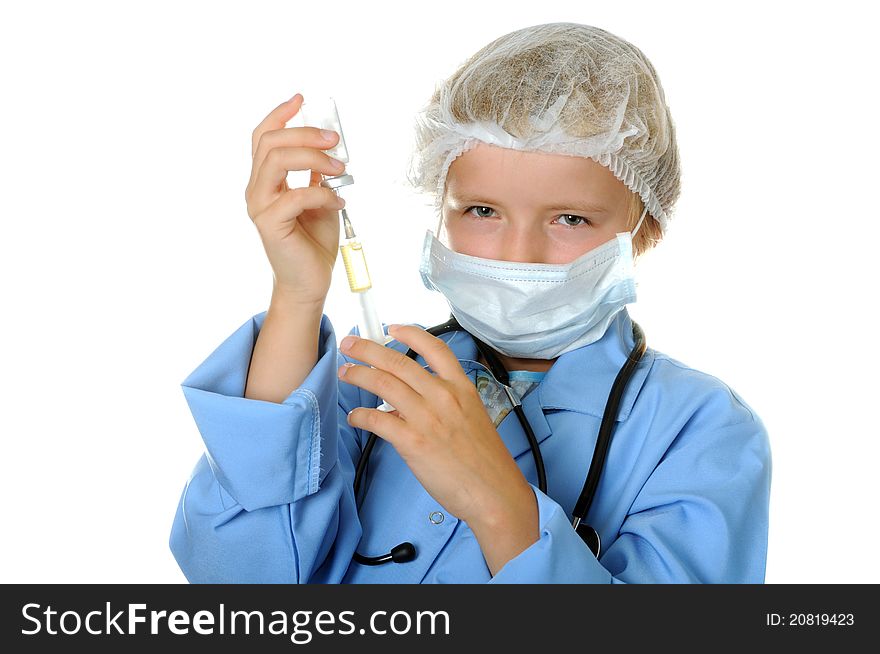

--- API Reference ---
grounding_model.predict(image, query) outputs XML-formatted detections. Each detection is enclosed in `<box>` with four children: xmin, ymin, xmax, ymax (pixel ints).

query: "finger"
<box><xmin>338</xmin><ymin>362</ymin><xmax>433</xmax><ymax>426</ymax></box>
<box><xmin>346</xmin><ymin>406</ymin><xmax>418</xmax><ymax>456</ymax></box>
<box><xmin>252</xmin><ymin>185</ymin><xmax>344</xmax><ymax>232</ymax></box>
<box><xmin>249</xmin><ymin>147</ymin><xmax>345</xmax><ymax>212</ymax></box>
<box><xmin>251</xmin><ymin>93</ymin><xmax>304</xmax><ymax>158</ymax></box>
<box><xmin>308</xmin><ymin>167</ymin><xmax>325</xmax><ymax>188</ymax></box>
<box><xmin>338</xmin><ymin>333</ymin><xmax>439</xmax><ymax>398</ymax></box>
<box><xmin>384</xmin><ymin>324</ymin><xmax>470</xmax><ymax>386</ymax></box>
<box><xmin>250</xmin><ymin>126</ymin><xmax>341</xmax><ymax>189</ymax></box>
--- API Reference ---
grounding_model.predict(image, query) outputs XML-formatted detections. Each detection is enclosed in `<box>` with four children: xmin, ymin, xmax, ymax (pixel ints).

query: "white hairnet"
<box><xmin>406</xmin><ymin>22</ymin><xmax>681</xmax><ymax>235</ymax></box>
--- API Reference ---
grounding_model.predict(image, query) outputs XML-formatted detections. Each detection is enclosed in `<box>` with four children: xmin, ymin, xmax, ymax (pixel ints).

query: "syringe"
<box><xmin>337</xmin><ymin>208</ymin><xmax>393</xmax><ymax>346</ymax></box>
<box><xmin>335</xmin><ymin>205</ymin><xmax>397</xmax><ymax>413</ymax></box>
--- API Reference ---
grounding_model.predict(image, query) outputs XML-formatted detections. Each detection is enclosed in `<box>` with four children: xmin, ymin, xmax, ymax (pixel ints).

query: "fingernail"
<box><xmin>387</xmin><ymin>324</ymin><xmax>401</xmax><ymax>334</ymax></box>
<box><xmin>339</xmin><ymin>362</ymin><xmax>355</xmax><ymax>377</ymax></box>
<box><xmin>328</xmin><ymin>156</ymin><xmax>344</xmax><ymax>170</ymax></box>
<box><xmin>320</xmin><ymin>129</ymin><xmax>337</xmax><ymax>141</ymax></box>
<box><xmin>340</xmin><ymin>335</ymin><xmax>357</xmax><ymax>352</ymax></box>
<box><xmin>288</xmin><ymin>93</ymin><xmax>302</xmax><ymax>103</ymax></box>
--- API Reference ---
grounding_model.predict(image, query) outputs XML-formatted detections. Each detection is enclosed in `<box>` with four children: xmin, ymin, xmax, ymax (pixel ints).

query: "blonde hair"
<box><xmin>627</xmin><ymin>193</ymin><xmax>663</xmax><ymax>262</ymax></box>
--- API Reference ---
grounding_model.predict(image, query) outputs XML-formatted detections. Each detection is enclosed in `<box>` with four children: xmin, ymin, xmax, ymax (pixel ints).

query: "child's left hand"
<box><xmin>337</xmin><ymin>324</ymin><xmax>535</xmax><ymax>532</ymax></box>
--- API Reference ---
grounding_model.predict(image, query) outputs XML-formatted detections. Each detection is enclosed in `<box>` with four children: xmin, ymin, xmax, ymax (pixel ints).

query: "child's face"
<box><xmin>441</xmin><ymin>142</ymin><xmax>633</xmax><ymax>264</ymax></box>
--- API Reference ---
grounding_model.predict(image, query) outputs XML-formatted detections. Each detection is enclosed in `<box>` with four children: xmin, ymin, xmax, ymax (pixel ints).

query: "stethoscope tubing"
<box><xmin>351</xmin><ymin>315</ymin><xmax>646</xmax><ymax>565</ymax></box>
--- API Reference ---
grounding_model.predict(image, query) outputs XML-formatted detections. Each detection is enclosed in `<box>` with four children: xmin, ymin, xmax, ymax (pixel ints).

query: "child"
<box><xmin>170</xmin><ymin>22</ymin><xmax>770</xmax><ymax>583</ymax></box>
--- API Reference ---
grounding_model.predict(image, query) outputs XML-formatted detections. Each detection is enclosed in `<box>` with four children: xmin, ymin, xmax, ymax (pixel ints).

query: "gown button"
<box><xmin>428</xmin><ymin>511</ymin><xmax>445</xmax><ymax>525</ymax></box>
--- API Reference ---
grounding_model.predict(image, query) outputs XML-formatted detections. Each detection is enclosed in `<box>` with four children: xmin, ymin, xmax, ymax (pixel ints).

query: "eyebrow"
<box><xmin>448</xmin><ymin>195</ymin><xmax>610</xmax><ymax>214</ymax></box>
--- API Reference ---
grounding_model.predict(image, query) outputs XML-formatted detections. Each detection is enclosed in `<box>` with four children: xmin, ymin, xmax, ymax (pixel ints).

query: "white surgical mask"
<box><xmin>418</xmin><ymin>207</ymin><xmax>647</xmax><ymax>359</ymax></box>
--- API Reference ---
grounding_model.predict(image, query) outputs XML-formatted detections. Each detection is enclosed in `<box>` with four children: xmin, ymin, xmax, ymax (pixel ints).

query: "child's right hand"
<box><xmin>245</xmin><ymin>93</ymin><xmax>347</xmax><ymax>306</ymax></box>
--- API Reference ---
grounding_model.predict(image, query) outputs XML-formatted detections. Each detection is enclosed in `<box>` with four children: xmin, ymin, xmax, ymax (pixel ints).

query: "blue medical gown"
<box><xmin>170</xmin><ymin>308</ymin><xmax>771</xmax><ymax>583</ymax></box>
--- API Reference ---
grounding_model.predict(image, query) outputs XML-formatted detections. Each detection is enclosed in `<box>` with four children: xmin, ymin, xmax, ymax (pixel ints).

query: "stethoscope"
<box><xmin>351</xmin><ymin>314</ymin><xmax>647</xmax><ymax>566</ymax></box>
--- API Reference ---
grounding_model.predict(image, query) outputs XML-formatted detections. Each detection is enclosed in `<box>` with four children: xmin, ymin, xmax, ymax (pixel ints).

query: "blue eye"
<box><xmin>464</xmin><ymin>205</ymin><xmax>497</xmax><ymax>219</ymax></box>
<box><xmin>463</xmin><ymin>206</ymin><xmax>592</xmax><ymax>228</ymax></box>
<box><xmin>555</xmin><ymin>214</ymin><xmax>592</xmax><ymax>229</ymax></box>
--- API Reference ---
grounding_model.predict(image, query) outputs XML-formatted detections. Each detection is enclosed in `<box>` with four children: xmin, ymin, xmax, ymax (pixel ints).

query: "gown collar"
<box><xmin>412</xmin><ymin>307</ymin><xmax>653</xmax><ymax>421</ymax></box>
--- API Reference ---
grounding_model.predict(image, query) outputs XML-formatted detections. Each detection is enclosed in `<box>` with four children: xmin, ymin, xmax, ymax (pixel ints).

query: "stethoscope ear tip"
<box><xmin>574</xmin><ymin>523</ymin><xmax>601</xmax><ymax>558</ymax></box>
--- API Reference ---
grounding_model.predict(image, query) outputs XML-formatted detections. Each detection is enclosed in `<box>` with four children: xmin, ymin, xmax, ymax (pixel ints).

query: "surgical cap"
<box><xmin>406</xmin><ymin>22</ymin><xmax>681</xmax><ymax>234</ymax></box>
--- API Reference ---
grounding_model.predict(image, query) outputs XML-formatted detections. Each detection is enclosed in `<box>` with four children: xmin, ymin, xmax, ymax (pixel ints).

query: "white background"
<box><xmin>1</xmin><ymin>0</ymin><xmax>877</xmax><ymax>584</ymax></box>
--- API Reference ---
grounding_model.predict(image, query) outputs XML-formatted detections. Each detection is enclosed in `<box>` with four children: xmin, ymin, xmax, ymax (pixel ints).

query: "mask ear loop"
<box><xmin>437</xmin><ymin>212</ymin><xmax>446</xmax><ymax>246</ymax></box>
<box><xmin>631</xmin><ymin>205</ymin><xmax>648</xmax><ymax>238</ymax></box>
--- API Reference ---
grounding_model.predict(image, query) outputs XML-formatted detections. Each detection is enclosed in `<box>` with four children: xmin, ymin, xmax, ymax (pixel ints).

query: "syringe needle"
<box><xmin>341</xmin><ymin>208</ymin><xmax>355</xmax><ymax>239</ymax></box>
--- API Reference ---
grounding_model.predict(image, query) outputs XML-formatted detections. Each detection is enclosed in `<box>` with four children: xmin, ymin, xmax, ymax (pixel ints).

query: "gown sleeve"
<box><xmin>169</xmin><ymin>311</ymin><xmax>364</xmax><ymax>583</ymax></box>
<box><xmin>488</xmin><ymin>387</ymin><xmax>772</xmax><ymax>584</ymax></box>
